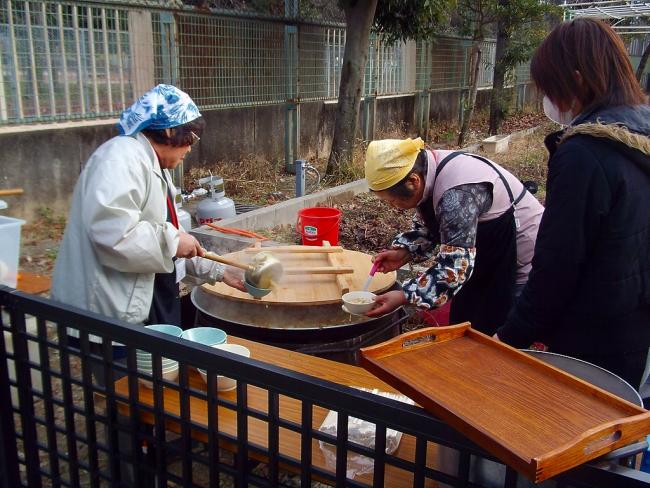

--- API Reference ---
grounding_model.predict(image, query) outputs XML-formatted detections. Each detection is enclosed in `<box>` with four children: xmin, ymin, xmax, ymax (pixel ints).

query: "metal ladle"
<box><xmin>203</xmin><ymin>251</ymin><xmax>283</xmax><ymax>289</ymax></box>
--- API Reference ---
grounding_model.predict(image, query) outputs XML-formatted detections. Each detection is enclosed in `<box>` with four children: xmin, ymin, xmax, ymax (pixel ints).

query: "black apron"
<box><xmin>417</xmin><ymin>151</ymin><xmax>526</xmax><ymax>335</ymax></box>
<box><xmin>147</xmin><ymin>183</ymin><xmax>181</xmax><ymax>326</ymax></box>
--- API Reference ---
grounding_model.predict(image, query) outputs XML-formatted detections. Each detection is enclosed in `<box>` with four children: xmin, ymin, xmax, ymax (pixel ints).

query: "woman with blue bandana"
<box><xmin>52</xmin><ymin>84</ymin><xmax>245</xmax><ymax>335</ymax></box>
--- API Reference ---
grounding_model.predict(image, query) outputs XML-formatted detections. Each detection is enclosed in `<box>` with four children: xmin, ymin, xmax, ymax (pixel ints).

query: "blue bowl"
<box><xmin>145</xmin><ymin>324</ymin><xmax>183</xmax><ymax>337</ymax></box>
<box><xmin>244</xmin><ymin>280</ymin><xmax>272</xmax><ymax>298</ymax></box>
<box><xmin>180</xmin><ymin>327</ymin><xmax>227</xmax><ymax>346</ymax></box>
<box><xmin>137</xmin><ymin>324</ymin><xmax>184</xmax><ymax>360</ymax></box>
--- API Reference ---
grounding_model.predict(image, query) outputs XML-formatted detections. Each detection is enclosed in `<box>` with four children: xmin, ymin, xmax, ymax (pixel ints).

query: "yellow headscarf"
<box><xmin>364</xmin><ymin>138</ymin><xmax>425</xmax><ymax>191</ymax></box>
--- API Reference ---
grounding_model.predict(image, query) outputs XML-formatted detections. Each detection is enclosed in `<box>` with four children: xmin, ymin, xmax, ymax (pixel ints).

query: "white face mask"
<box><xmin>543</xmin><ymin>96</ymin><xmax>574</xmax><ymax>126</ymax></box>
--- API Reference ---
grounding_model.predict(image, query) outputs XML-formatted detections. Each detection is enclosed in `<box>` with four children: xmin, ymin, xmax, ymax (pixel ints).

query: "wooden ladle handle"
<box><xmin>0</xmin><ymin>188</ymin><xmax>24</xmax><ymax>197</ymax></box>
<box><xmin>284</xmin><ymin>267</ymin><xmax>354</xmax><ymax>275</ymax></box>
<box><xmin>202</xmin><ymin>251</ymin><xmax>251</xmax><ymax>271</ymax></box>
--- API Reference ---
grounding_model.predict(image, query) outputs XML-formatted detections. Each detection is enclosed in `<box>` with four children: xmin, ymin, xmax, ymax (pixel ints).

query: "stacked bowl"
<box><xmin>197</xmin><ymin>343</ymin><xmax>251</xmax><ymax>391</ymax></box>
<box><xmin>137</xmin><ymin>324</ymin><xmax>183</xmax><ymax>388</ymax></box>
<box><xmin>180</xmin><ymin>326</ymin><xmax>227</xmax><ymax>347</ymax></box>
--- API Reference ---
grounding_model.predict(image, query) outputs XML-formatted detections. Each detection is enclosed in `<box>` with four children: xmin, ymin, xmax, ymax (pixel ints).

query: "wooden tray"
<box><xmin>202</xmin><ymin>247</ymin><xmax>395</xmax><ymax>305</ymax></box>
<box><xmin>360</xmin><ymin>323</ymin><xmax>650</xmax><ymax>482</ymax></box>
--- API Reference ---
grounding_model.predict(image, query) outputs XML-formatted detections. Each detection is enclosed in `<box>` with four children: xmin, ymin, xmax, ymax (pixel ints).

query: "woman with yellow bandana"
<box><xmin>364</xmin><ymin>138</ymin><xmax>544</xmax><ymax>335</ymax></box>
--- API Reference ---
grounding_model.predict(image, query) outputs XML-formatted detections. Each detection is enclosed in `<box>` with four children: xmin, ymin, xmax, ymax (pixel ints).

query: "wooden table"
<box><xmin>114</xmin><ymin>337</ymin><xmax>437</xmax><ymax>487</ymax></box>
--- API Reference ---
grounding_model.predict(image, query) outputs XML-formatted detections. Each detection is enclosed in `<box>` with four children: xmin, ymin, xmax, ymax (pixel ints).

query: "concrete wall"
<box><xmin>0</xmin><ymin>84</ymin><xmax>537</xmax><ymax>221</ymax></box>
<box><xmin>0</xmin><ymin>122</ymin><xmax>120</xmax><ymax>219</ymax></box>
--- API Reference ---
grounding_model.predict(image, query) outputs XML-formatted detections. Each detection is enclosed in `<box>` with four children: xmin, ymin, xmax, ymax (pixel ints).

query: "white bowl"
<box><xmin>136</xmin><ymin>358</ymin><xmax>177</xmax><ymax>368</ymax></box>
<box><xmin>137</xmin><ymin>362</ymin><xmax>178</xmax><ymax>373</ymax></box>
<box><xmin>138</xmin><ymin>364</ymin><xmax>179</xmax><ymax>388</ymax></box>
<box><xmin>198</xmin><ymin>343</ymin><xmax>251</xmax><ymax>391</ymax></box>
<box><xmin>341</xmin><ymin>291</ymin><xmax>377</xmax><ymax>315</ymax></box>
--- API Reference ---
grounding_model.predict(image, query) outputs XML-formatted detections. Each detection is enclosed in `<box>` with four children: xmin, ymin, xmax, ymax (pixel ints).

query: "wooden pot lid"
<box><xmin>201</xmin><ymin>247</ymin><xmax>396</xmax><ymax>306</ymax></box>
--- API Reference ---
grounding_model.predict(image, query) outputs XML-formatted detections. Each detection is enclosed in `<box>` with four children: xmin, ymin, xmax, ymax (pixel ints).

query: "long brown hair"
<box><xmin>531</xmin><ymin>18</ymin><xmax>647</xmax><ymax>112</ymax></box>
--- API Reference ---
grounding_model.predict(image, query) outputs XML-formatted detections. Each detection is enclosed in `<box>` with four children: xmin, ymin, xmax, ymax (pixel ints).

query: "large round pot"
<box><xmin>433</xmin><ymin>350</ymin><xmax>643</xmax><ymax>487</ymax></box>
<box><xmin>189</xmin><ymin>286</ymin><xmax>405</xmax><ymax>364</ymax></box>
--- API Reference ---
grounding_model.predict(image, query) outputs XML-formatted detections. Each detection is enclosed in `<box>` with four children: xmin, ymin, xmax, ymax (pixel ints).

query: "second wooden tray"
<box><xmin>360</xmin><ymin>323</ymin><xmax>650</xmax><ymax>482</ymax></box>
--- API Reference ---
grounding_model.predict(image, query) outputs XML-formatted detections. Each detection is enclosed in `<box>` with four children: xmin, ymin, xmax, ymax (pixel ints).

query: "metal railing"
<box><xmin>0</xmin><ymin>0</ymin><xmax>133</xmax><ymax>123</ymax></box>
<box><xmin>0</xmin><ymin>0</ymin><xmax>513</xmax><ymax>127</ymax></box>
<box><xmin>2</xmin><ymin>287</ymin><xmax>650</xmax><ymax>487</ymax></box>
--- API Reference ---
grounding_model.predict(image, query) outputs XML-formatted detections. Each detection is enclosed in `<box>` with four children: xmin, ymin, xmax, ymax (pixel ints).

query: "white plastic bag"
<box><xmin>318</xmin><ymin>387</ymin><xmax>414</xmax><ymax>479</ymax></box>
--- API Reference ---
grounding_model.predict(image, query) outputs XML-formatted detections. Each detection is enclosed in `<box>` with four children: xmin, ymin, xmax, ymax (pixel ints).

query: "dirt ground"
<box><xmin>258</xmin><ymin>119</ymin><xmax>552</xmax><ymax>249</ymax></box>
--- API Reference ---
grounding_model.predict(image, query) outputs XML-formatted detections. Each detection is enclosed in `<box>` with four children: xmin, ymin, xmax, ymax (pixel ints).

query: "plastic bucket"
<box><xmin>296</xmin><ymin>207</ymin><xmax>342</xmax><ymax>246</ymax></box>
<box><xmin>0</xmin><ymin>216</ymin><xmax>25</xmax><ymax>288</ymax></box>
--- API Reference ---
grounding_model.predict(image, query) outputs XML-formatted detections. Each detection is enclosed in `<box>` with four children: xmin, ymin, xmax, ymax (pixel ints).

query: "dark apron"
<box><xmin>147</xmin><ymin>184</ymin><xmax>181</xmax><ymax>326</ymax></box>
<box><xmin>417</xmin><ymin>152</ymin><xmax>525</xmax><ymax>335</ymax></box>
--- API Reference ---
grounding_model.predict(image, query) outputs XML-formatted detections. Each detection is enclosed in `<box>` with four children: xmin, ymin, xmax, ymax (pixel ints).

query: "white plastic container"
<box><xmin>0</xmin><ymin>216</ymin><xmax>25</xmax><ymax>288</ymax></box>
<box><xmin>482</xmin><ymin>134</ymin><xmax>510</xmax><ymax>154</ymax></box>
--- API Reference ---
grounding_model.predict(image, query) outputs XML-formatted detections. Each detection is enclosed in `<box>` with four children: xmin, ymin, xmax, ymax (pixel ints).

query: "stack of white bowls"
<box><xmin>137</xmin><ymin>324</ymin><xmax>183</xmax><ymax>388</ymax></box>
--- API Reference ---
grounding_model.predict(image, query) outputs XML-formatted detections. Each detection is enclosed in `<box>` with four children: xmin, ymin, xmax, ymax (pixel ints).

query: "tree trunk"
<box><xmin>636</xmin><ymin>38</ymin><xmax>650</xmax><ymax>85</ymax></box>
<box><xmin>458</xmin><ymin>44</ymin><xmax>482</xmax><ymax>147</ymax></box>
<box><xmin>326</xmin><ymin>0</ymin><xmax>378</xmax><ymax>176</ymax></box>
<box><xmin>489</xmin><ymin>16</ymin><xmax>509</xmax><ymax>135</ymax></box>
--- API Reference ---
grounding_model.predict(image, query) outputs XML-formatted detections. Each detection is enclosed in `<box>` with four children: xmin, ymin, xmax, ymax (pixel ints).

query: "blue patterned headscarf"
<box><xmin>117</xmin><ymin>84</ymin><xmax>202</xmax><ymax>136</ymax></box>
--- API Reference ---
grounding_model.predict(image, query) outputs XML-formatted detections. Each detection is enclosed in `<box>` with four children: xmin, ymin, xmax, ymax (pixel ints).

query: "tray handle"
<box><xmin>535</xmin><ymin>411</ymin><xmax>650</xmax><ymax>480</ymax></box>
<box><xmin>361</xmin><ymin>323</ymin><xmax>471</xmax><ymax>360</ymax></box>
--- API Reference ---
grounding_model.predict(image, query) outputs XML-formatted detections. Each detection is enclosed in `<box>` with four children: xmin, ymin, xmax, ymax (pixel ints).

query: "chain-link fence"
<box><xmin>0</xmin><ymin>0</ymin><xmax>526</xmax><ymax>126</ymax></box>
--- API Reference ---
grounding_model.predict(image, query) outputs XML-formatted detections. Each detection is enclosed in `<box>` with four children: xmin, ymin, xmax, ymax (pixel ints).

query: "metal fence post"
<box><xmin>284</xmin><ymin>6</ymin><xmax>299</xmax><ymax>173</ymax></box>
<box><xmin>422</xmin><ymin>91</ymin><xmax>431</xmax><ymax>139</ymax></box>
<box><xmin>0</xmin><ymin>304</ymin><xmax>20</xmax><ymax>487</ymax></box>
<box><xmin>9</xmin><ymin>309</ymin><xmax>41</xmax><ymax>487</ymax></box>
<box><xmin>362</xmin><ymin>95</ymin><xmax>376</xmax><ymax>142</ymax></box>
<box><xmin>459</xmin><ymin>42</ymin><xmax>470</xmax><ymax>127</ymax></box>
<box><xmin>159</xmin><ymin>12</ymin><xmax>178</xmax><ymax>85</ymax></box>
<box><xmin>295</xmin><ymin>159</ymin><xmax>306</xmax><ymax>197</ymax></box>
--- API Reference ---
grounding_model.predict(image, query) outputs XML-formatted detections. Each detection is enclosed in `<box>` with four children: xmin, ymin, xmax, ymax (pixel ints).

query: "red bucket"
<box><xmin>296</xmin><ymin>207</ymin><xmax>342</xmax><ymax>246</ymax></box>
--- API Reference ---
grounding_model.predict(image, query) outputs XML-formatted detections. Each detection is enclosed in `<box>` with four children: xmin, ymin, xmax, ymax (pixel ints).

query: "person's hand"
<box><xmin>372</xmin><ymin>248</ymin><xmax>410</xmax><ymax>273</ymax></box>
<box><xmin>176</xmin><ymin>232</ymin><xmax>203</xmax><ymax>258</ymax></box>
<box><xmin>223</xmin><ymin>267</ymin><xmax>246</xmax><ymax>292</ymax></box>
<box><xmin>365</xmin><ymin>290</ymin><xmax>407</xmax><ymax>317</ymax></box>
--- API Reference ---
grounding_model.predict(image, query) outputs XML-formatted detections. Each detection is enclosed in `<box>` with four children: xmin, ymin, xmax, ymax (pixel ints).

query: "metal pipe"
<box><xmin>0</xmin><ymin>27</ymin><xmax>7</xmax><ymax>121</ymax></box>
<box><xmin>295</xmin><ymin>159</ymin><xmax>305</xmax><ymax>197</ymax></box>
<box><xmin>57</xmin><ymin>4</ymin><xmax>71</xmax><ymax>115</ymax></box>
<box><xmin>87</xmin><ymin>6</ymin><xmax>100</xmax><ymax>113</ymax></box>
<box><xmin>25</xmin><ymin>1</ymin><xmax>41</xmax><ymax>117</ymax></box>
<box><xmin>42</xmin><ymin>2</ymin><xmax>56</xmax><ymax>116</ymax></box>
<box><xmin>101</xmin><ymin>8</ymin><xmax>113</xmax><ymax>112</ymax></box>
<box><xmin>115</xmin><ymin>9</ymin><xmax>125</xmax><ymax>109</ymax></box>
<box><xmin>73</xmin><ymin>5</ymin><xmax>85</xmax><ymax>115</ymax></box>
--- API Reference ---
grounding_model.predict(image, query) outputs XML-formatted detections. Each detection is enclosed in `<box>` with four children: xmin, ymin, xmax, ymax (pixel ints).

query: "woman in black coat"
<box><xmin>496</xmin><ymin>18</ymin><xmax>650</xmax><ymax>388</ymax></box>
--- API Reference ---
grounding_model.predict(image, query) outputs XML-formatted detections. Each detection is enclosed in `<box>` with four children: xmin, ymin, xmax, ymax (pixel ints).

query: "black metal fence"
<box><xmin>1</xmin><ymin>286</ymin><xmax>650</xmax><ymax>487</ymax></box>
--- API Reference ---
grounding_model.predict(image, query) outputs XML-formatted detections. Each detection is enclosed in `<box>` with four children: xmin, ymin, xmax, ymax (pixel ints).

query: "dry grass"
<box><xmin>427</xmin><ymin>109</ymin><xmax>549</xmax><ymax>149</ymax></box>
<box><xmin>260</xmin><ymin>115</ymin><xmax>555</xmax><ymax>247</ymax></box>
<box><xmin>475</xmin><ymin>121</ymin><xmax>555</xmax><ymax>203</ymax></box>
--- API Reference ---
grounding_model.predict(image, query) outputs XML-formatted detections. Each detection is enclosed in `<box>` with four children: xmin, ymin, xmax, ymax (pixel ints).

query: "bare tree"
<box><xmin>326</xmin><ymin>0</ymin><xmax>451</xmax><ymax>176</ymax></box>
<box><xmin>456</xmin><ymin>0</ymin><xmax>495</xmax><ymax>147</ymax></box>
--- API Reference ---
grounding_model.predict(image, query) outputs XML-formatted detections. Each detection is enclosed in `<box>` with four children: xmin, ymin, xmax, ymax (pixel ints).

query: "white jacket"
<box><xmin>52</xmin><ymin>133</ymin><xmax>223</xmax><ymax>330</ymax></box>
